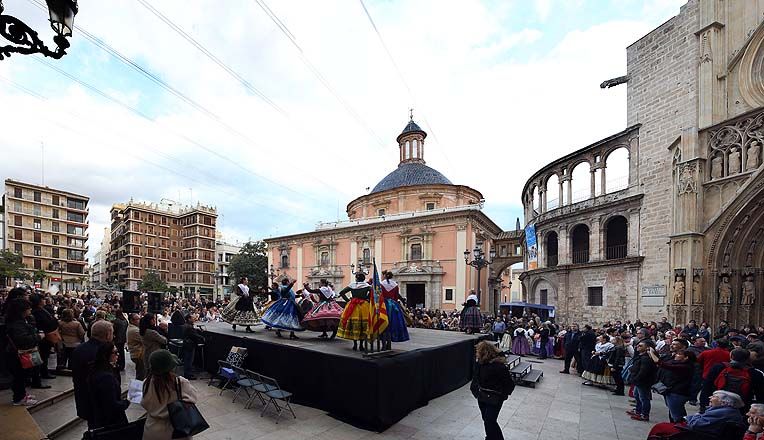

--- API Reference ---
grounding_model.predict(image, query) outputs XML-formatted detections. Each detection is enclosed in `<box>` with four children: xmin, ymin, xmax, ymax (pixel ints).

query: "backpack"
<box><xmin>713</xmin><ymin>362</ymin><xmax>751</xmax><ymax>400</ymax></box>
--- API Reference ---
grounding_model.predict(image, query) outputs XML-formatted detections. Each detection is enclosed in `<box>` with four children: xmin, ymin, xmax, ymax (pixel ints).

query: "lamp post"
<box><xmin>268</xmin><ymin>264</ymin><xmax>279</xmax><ymax>284</ymax></box>
<box><xmin>464</xmin><ymin>242</ymin><xmax>495</xmax><ymax>307</ymax></box>
<box><xmin>0</xmin><ymin>0</ymin><xmax>79</xmax><ymax>60</ymax></box>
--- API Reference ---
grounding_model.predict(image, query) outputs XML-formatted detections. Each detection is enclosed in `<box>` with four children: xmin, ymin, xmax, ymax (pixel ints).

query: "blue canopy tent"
<box><xmin>499</xmin><ymin>302</ymin><xmax>555</xmax><ymax>321</ymax></box>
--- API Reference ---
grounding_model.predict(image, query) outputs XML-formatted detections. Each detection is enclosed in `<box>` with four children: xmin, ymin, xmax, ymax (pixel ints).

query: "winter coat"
<box><xmin>656</xmin><ymin>359</ymin><xmax>693</xmax><ymax>396</ymax></box>
<box><xmin>141</xmin><ymin>375</ymin><xmax>198</xmax><ymax>440</ymax></box>
<box><xmin>629</xmin><ymin>352</ymin><xmax>657</xmax><ymax>387</ymax></box>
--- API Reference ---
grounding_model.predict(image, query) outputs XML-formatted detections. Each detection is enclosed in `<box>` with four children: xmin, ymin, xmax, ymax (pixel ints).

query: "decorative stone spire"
<box><xmin>396</xmin><ymin>110</ymin><xmax>427</xmax><ymax>165</ymax></box>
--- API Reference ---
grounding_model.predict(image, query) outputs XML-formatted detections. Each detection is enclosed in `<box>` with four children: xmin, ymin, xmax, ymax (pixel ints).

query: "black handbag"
<box><xmin>651</xmin><ymin>381</ymin><xmax>669</xmax><ymax>395</ymax></box>
<box><xmin>477</xmin><ymin>387</ymin><xmax>506</xmax><ymax>406</ymax></box>
<box><xmin>82</xmin><ymin>418</ymin><xmax>146</xmax><ymax>440</ymax></box>
<box><xmin>167</xmin><ymin>378</ymin><xmax>209</xmax><ymax>439</ymax></box>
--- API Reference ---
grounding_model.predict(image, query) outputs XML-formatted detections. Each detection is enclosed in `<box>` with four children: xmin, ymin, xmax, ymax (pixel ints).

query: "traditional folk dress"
<box><xmin>261</xmin><ymin>287</ymin><xmax>279</xmax><ymax>313</ymax></box>
<box><xmin>261</xmin><ymin>285</ymin><xmax>305</xmax><ymax>332</ymax></box>
<box><xmin>301</xmin><ymin>286</ymin><xmax>343</xmax><ymax>332</ymax></box>
<box><xmin>511</xmin><ymin>327</ymin><xmax>530</xmax><ymax>355</ymax></box>
<box><xmin>297</xmin><ymin>290</ymin><xmax>317</xmax><ymax>316</ymax></box>
<box><xmin>459</xmin><ymin>294</ymin><xmax>483</xmax><ymax>333</ymax></box>
<box><xmin>337</xmin><ymin>281</ymin><xmax>372</xmax><ymax>340</ymax></box>
<box><xmin>221</xmin><ymin>283</ymin><xmax>260</xmax><ymax>326</ymax></box>
<box><xmin>380</xmin><ymin>279</ymin><xmax>410</xmax><ymax>342</ymax></box>
<box><xmin>581</xmin><ymin>341</ymin><xmax>615</xmax><ymax>385</ymax></box>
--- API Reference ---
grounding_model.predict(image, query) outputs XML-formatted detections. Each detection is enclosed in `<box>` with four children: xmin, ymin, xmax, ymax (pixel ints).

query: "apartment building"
<box><xmin>107</xmin><ymin>201</ymin><xmax>217</xmax><ymax>299</ymax></box>
<box><xmin>91</xmin><ymin>227</ymin><xmax>110</xmax><ymax>287</ymax></box>
<box><xmin>2</xmin><ymin>179</ymin><xmax>89</xmax><ymax>289</ymax></box>
<box><xmin>214</xmin><ymin>238</ymin><xmax>241</xmax><ymax>300</ymax></box>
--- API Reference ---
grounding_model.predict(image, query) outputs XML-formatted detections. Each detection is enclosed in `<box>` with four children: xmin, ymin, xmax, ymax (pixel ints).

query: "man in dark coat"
<box><xmin>30</xmin><ymin>294</ymin><xmax>58</xmax><ymax>379</ymax></box>
<box><xmin>578</xmin><ymin>325</ymin><xmax>596</xmax><ymax>373</ymax></box>
<box><xmin>627</xmin><ymin>341</ymin><xmax>657</xmax><ymax>422</ymax></box>
<box><xmin>71</xmin><ymin>320</ymin><xmax>113</xmax><ymax>429</ymax></box>
<box><xmin>560</xmin><ymin>323</ymin><xmax>582</xmax><ymax>374</ymax></box>
<box><xmin>538</xmin><ymin>325</ymin><xmax>550</xmax><ymax>359</ymax></box>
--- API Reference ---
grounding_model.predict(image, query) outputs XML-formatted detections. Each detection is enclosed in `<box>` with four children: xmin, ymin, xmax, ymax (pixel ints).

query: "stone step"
<box><xmin>509</xmin><ymin>361</ymin><xmax>532</xmax><ymax>377</ymax></box>
<box><xmin>519</xmin><ymin>369</ymin><xmax>544</xmax><ymax>387</ymax></box>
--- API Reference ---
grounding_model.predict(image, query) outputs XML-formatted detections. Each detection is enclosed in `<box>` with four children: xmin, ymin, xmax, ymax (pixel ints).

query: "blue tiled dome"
<box><xmin>397</xmin><ymin>120</ymin><xmax>427</xmax><ymax>142</ymax></box>
<box><xmin>371</xmin><ymin>162</ymin><xmax>452</xmax><ymax>194</ymax></box>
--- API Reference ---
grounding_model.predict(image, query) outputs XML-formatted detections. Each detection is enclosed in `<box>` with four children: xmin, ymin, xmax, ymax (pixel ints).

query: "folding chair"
<box><xmin>208</xmin><ymin>360</ymin><xmax>240</xmax><ymax>395</ymax></box>
<box><xmin>258</xmin><ymin>374</ymin><xmax>296</xmax><ymax>422</ymax></box>
<box><xmin>245</xmin><ymin>371</ymin><xmax>276</xmax><ymax>409</ymax></box>
<box><xmin>231</xmin><ymin>365</ymin><xmax>258</xmax><ymax>405</ymax></box>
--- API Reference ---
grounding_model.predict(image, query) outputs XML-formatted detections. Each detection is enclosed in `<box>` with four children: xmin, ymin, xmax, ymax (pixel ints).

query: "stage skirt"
<box><xmin>460</xmin><ymin>306</ymin><xmax>482</xmax><ymax>331</ymax></box>
<box><xmin>261</xmin><ymin>298</ymin><xmax>305</xmax><ymax>331</ymax></box>
<box><xmin>221</xmin><ymin>296</ymin><xmax>260</xmax><ymax>326</ymax></box>
<box><xmin>384</xmin><ymin>299</ymin><xmax>410</xmax><ymax>342</ymax></box>
<box><xmin>512</xmin><ymin>335</ymin><xmax>530</xmax><ymax>355</ymax></box>
<box><xmin>299</xmin><ymin>298</ymin><xmax>315</xmax><ymax>315</ymax></box>
<box><xmin>301</xmin><ymin>300</ymin><xmax>343</xmax><ymax>332</ymax></box>
<box><xmin>337</xmin><ymin>298</ymin><xmax>371</xmax><ymax>340</ymax></box>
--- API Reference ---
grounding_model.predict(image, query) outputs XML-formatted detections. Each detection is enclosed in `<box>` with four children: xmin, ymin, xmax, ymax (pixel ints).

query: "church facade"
<box><xmin>519</xmin><ymin>0</ymin><xmax>764</xmax><ymax>327</ymax></box>
<box><xmin>264</xmin><ymin>119</ymin><xmax>514</xmax><ymax>312</ymax></box>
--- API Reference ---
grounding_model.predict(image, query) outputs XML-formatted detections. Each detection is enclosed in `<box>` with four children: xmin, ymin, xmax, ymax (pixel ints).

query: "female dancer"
<box><xmin>337</xmin><ymin>271</ymin><xmax>372</xmax><ymax>351</ymax></box>
<box><xmin>261</xmin><ymin>278</ymin><xmax>304</xmax><ymax>339</ymax></box>
<box><xmin>511</xmin><ymin>325</ymin><xmax>530</xmax><ymax>355</ymax></box>
<box><xmin>262</xmin><ymin>282</ymin><xmax>280</xmax><ymax>330</ymax></box>
<box><xmin>301</xmin><ymin>279</ymin><xmax>343</xmax><ymax>339</ymax></box>
<box><xmin>379</xmin><ymin>271</ymin><xmax>409</xmax><ymax>350</ymax></box>
<box><xmin>221</xmin><ymin>277</ymin><xmax>259</xmax><ymax>333</ymax></box>
<box><xmin>460</xmin><ymin>291</ymin><xmax>483</xmax><ymax>334</ymax></box>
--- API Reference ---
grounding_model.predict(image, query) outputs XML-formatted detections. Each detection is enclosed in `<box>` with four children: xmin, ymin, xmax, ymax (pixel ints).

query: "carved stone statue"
<box><xmin>729</xmin><ymin>148</ymin><xmax>741</xmax><ymax>175</ymax></box>
<box><xmin>673</xmin><ymin>275</ymin><xmax>686</xmax><ymax>304</ymax></box>
<box><xmin>742</xmin><ymin>275</ymin><xmax>755</xmax><ymax>305</ymax></box>
<box><xmin>747</xmin><ymin>141</ymin><xmax>761</xmax><ymax>171</ymax></box>
<box><xmin>711</xmin><ymin>155</ymin><xmax>724</xmax><ymax>179</ymax></box>
<box><xmin>692</xmin><ymin>276</ymin><xmax>702</xmax><ymax>304</ymax></box>
<box><xmin>718</xmin><ymin>276</ymin><xmax>733</xmax><ymax>304</ymax></box>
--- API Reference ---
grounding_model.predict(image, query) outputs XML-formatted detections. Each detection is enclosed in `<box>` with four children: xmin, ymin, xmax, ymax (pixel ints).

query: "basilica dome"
<box><xmin>371</xmin><ymin>162</ymin><xmax>452</xmax><ymax>194</ymax></box>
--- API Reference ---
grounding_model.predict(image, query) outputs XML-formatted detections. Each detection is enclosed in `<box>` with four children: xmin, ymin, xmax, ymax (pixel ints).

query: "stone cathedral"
<box><xmin>519</xmin><ymin>0</ymin><xmax>764</xmax><ymax>327</ymax></box>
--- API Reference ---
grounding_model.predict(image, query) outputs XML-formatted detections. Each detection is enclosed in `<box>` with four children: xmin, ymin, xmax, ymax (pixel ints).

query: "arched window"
<box><xmin>413</xmin><ymin>140</ymin><xmax>419</xmax><ymax>159</ymax></box>
<box><xmin>571</xmin><ymin>224</ymin><xmax>590</xmax><ymax>264</ymax></box>
<box><xmin>280</xmin><ymin>253</ymin><xmax>289</xmax><ymax>268</ymax></box>
<box><xmin>546</xmin><ymin>232</ymin><xmax>558</xmax><ymax>267</ymax></box>
<box><xmin>605</xmin><ymin>216</ymin><xmax>628</xmax><ymax>259</ymax></box>
<box><xmin>532</xmin><ymin>186</ymin><xmax>540</xmax><ymax>212</ymax></box>
<box><xmin>410</xmin><ymin>243</ymin><xmax>422</xmax><ymax>260</ymax></box>
<box><xmin>546</xmin><ymin>174</ymin><xmax>560</xmax><ymax>210</ymax></box>
<box><xmin>605</xmin><ymin>147</ymin><xmax>629</xmax><ymax>193</ymax></box>
<box><xmin>571</xmin><ymin>161</ymin><xmax>591</xmax><ymax>203</ymax></box>
<box><xmin>405</xmin><ymin>141</ymin><xmax>411</xmax><ymax>159</ymax></box>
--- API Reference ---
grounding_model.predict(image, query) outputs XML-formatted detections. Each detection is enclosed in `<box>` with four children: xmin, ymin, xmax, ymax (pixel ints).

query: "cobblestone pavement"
<box><xmin>46</xmin><ymin>357</ymin><xmax>673</xmax><ymax>440</ymax></box>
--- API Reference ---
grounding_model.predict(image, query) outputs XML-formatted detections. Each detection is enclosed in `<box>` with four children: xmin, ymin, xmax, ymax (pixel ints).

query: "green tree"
<box><xmin>32</xmin><ymin>269</ymin><xmax>48</xmax><ymax>286</ymax></box>
<box><xmin>228</xmin><ymin>241</ymin><xmax>268</xmax><ymax>290</ymax></box>
<box><xmin>0</xmin><ymin>249</ymin><xmax>27</xmax><ymax>287</ymax></box>
<box><xmin>139</xmin><ymin>270</ymin><xmax>168</xmax><ymax>292</ymax></box>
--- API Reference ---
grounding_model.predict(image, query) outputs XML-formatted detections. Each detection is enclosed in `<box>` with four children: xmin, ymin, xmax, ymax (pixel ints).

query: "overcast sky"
<box><xmin>0</xmin><ymin>0</ymin><xmax>686</xmax><ymax>259</ymax></box>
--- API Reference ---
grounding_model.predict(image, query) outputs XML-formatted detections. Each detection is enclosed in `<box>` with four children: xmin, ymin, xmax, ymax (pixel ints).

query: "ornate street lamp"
<box><xmin>268</xmin><ymin>264</ymin><xmax>278</xmax><ymax>284</ymax></box>
<box><xmin>464</xmin><ymin>242</ymin><xmax>495</xmax><ymax>299</ymax></box>
<box><xmin>0</xmin><ymin>0</ymin><xmax>78</xmax><ymax>60</ymax></box>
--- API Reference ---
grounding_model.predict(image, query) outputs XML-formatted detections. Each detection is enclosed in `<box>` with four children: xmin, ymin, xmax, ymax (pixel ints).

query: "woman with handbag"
<box><xmin>30</xmin><ymin>293</ymin><xmax>59</xmax><ymax>379</ymax></box>
<box><xmin>4</xmin><ymin>297</ymin><xmax>42</xmax><ymax>406</ymax></box>
<box><xmin>58</xmin><ymin>308</ymin><xmax>85</xmax><ymax>371</ymax></box>
<box><xmin>471</xmin><ymin>341</ymin><xmax>515</xmax><ymax>440</ymax></box>
<box><xmin>648</xmin><ymin>346</ymin><xmax>696</xmax><ymax>423</ymax></box>
<box><xmin>141</xmin><ymin>349</ymin><xmax>202</xmax><ymax>440</ymax></box>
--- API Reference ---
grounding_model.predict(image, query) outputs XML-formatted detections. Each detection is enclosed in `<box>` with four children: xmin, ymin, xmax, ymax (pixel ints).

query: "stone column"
<box><xmin>558</xmin><ymin>180</ymin><xmax>564</xmax><ymax>208</ymax></box>
<box><xmin>590</xmin><ymin>219</ymin><xmax>601</xmax><ymax>261</ymax></box>
<box><xmin>590</xmin><ymin>169</ymin><xmax>596</xmax><ymax>199</ymax></box>
<box><xmin>601</xmin><ymin>167</ymin><xmax>607</xmax><ymax>195</ymax></box>
<box><xmin>566</xmin><ymin>178</ymin><xmax>573</xmax><ymax>205</ymax></box>
<box><xmin>541</xmin><ymin>189</ymin><xmax>547</xmax><ymax>213</ymax></box>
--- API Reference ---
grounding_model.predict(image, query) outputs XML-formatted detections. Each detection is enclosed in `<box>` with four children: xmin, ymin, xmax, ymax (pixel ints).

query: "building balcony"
<box><xmin>605</xmin><ymin>244</ymin><xmax>627</xmax><ymax>260</ymax></box>
<box><xmin>571</xmin><ymin>250</ymin><xmax>590</xmax><ymax>264</ymax></box>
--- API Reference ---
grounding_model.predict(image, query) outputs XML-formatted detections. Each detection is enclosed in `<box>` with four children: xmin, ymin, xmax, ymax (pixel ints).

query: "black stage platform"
<box><xmin>198</xmin><ymin>322</ymin><xmax>482</xmax><ymax>431</ymax></box>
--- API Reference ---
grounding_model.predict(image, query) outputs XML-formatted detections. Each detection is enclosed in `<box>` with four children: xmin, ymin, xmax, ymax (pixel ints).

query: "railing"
<box><xmin>572</xmin><ymin>249</ymin><xmax>590</xmax><ymax>264</ymax></box>
<box><xmin>606</xmin><ymin>244</ymin><xmax>627</xmax><ymax>260</ymax></box>
<box><xmin>316</xmin><ymin>203</ymin><xmax>484</xmax><ymax>230</ymax></box>
<box><xmin>547</xmin><ymin>255</ymin><xmax>558</xmax><ymax>267</ymax></box>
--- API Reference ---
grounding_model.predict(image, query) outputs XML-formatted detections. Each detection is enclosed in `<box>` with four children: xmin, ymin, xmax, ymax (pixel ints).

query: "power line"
<box><xmin>357</xmin><ymin>0</ymin><xmax>451</xmax><ymax>165</ymax></box>
<box><xmin>252</xmin><ymin>0</ymin><xmax>386</xmax><ymax>148</ymax></box>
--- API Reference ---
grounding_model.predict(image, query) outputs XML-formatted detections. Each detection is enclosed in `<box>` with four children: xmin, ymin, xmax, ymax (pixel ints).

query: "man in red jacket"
<box><xmin>698</xmin><ymin>339</ymin><xmax>732</xmax><ymax>379</ymax></box>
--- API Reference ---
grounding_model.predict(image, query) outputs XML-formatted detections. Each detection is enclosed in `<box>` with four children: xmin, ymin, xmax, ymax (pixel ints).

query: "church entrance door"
<box><xmin>406</xmin><ymin>283</ymin><xmax>425</xmax><ymax>308</ymax></box>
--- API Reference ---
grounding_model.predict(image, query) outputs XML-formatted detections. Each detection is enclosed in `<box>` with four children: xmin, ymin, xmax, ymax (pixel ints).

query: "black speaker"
<box><xmin>121</xmin><ymin>290</ymin><xmax>141</xmax><ymax>314</ymax></box>
<box><xmin>147</xmin><ymin>291</ymin><xmax>164</xmax><ymax>314</ymax></box>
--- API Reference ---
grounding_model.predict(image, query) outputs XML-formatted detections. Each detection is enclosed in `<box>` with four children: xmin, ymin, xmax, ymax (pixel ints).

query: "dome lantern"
<box><xmin>397</xmin><ymin>109</ymin><xmax>427</xmax><ymax>164</ymax></box>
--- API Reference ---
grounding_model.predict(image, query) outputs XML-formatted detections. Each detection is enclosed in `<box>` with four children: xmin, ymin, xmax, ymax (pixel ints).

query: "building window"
<box><xmin>34</xmin><ymin>246</ymin><xmax>41</xmax><ymax>256</ymax></box>
<box><xmin>14</xmin><ymin>187</ymin><xmax>22</xmax><ymax>198</ymax></box>
<box><xmin>546</xmin><ymin>232</ymin><xmax>559</xmax><ymax>267</ymax></box>
<box><xmin>377</xmin><ymin>209</ymin><xmax>385</xmax><ymax>216</ymax></box>
<box><xmin>33</xmin><ymin>191</ymin><xmax>41</xmax><ymax>202</ymax></box>
<box><xmin>52</xmin><ymin>222</ymin><xmax>59</xmax><ymax>232</ymax></box>
<box><xmin>587</xmin><ymin>287</ymin><xmax>603</xmax><ymax>306</ymax></box>
<box><xmin>34</xmin><ymin>259</ymin><xmax>41</xmax><ymax>269</ymax></box>
<box><xmin>33</xmin><ymin>219</ymin><xmax>41</xmax><ymax>230</ymax></box>
<box><xmin>52</xmin><ymin>235</ymin><xmax>59</xmax><ymax>245</ymax></box>
<box><xmin>52</xmin><ymin>208</ymin><xmax>59</xmax><ymax>219</ymax></box>
<box><xmin>52</xmin><ymin>248</ymin><xmax>59</xmax><ymax>258</ymax></box>
<box><xmin>52</xmin><ymin>195</ymin><xmax>59</xmax><ymax>206</ymax></box>
<box><xmin>14</xmin><ymin>229</ymin><xmax>22</xmax><ymax>240</ymax></box>
<box><xmin>14</xmin><ymin>243</ymin><xmax>22</xmax><ymax>253</ymax></box>
<box><xmin>320</xmin><ymin>251</ymin><xmax>329</xmax><ymax>266</ymax></box>
<box><xmin>14</xmin><ymin>201</ymin><xmax>21</xmax><ymax>212</ymax></box>
<box><xmin>426</xmin><ymin>202</ymin><xmax>435</xmax><ymax>210</ymax></box>
<box><xmin>605</xmin><ymin>215</ymin><xmax>628</xmax><ymax>260</ymax></box>
<box><xmin>410</xmin><ymin>243</ymin><xmax>422</xmax><ymax>260</ymax></box>
<box><xmin>445</xmin><ymin>288</ymin><xmax>454</xmax><ymax>301</ymax></box>
<box><xmin>33</xmin><ymin>205</ymin><xmax>41</xmax><ymax>216</ymax></box>
<box><xmin>14</xmin><ymin>215</ymin><xmax>21</xmax><ymax>226</ymax></box>
<box><xmin>540</xmin><ymin>289</ymin><xmax>548</xmax><ymax>305</ymax></box>
<box><xmin>571</xmin><ymin>224</ymin><xmax>590</xmax><ymax>264</ymax></box>
<box><xmin>362</xmin><ymin>248</ymin><xmax>371</xmax><ymax>265</ymax></box>
<box><xmin>280</xmin><ymin>253</ymin><xmax>289</xmax><ymax>268</ymax></box>
<box><xmin>33</xmin><ymin>232</ymin><xmax>41</xmax><ymax>243</ymax></box>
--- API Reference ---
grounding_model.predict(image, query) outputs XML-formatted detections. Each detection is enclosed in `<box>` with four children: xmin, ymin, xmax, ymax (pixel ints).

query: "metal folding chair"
<box><xmin>208</xmin><ymin>360</ymin><xmax>239</xmax><ymax>396</ymax></box>
<box><xmin>258</xmin><ymin>374</ymin><xmax>296</xmax><ymax>422</ymax></box>
<box><xmin>231</xmin><ymin>365</ymin><xmax>257</xmax><ymax>404</ymax></box>
<box><xmin>245</xmin><ymin>371</ymin><xmax>276</xmax><ymax>409</ymax></box>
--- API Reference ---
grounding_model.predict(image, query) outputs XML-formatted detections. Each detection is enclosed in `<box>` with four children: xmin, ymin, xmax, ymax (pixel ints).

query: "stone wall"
<box><xmin>626</xmin><ymin>1</ymin><xmax>699</xmax><ymax>321</ymax></box>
